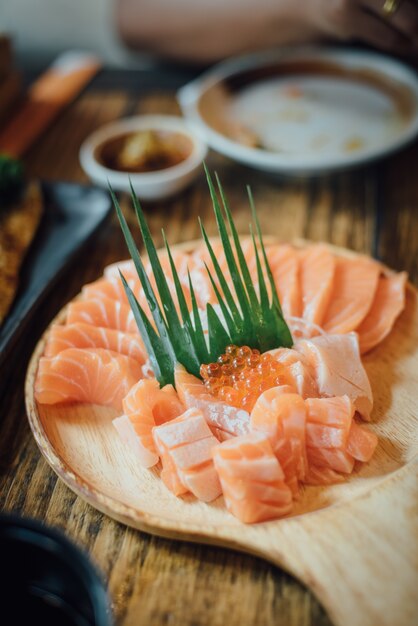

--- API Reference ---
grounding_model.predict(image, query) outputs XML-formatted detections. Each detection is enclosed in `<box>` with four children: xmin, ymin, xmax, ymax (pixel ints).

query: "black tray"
<box><xmin>0</xmin><ymin>181</ymin><xmax>112</xmax><ymax>373</ymax></box>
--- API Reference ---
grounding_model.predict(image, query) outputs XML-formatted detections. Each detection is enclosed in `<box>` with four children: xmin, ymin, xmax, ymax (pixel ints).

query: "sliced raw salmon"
<box><xmin>267</xmin><ymin>244</ymin><xmax>301</xmax><ymax>318</ymax></box>
<box><xmin>82</xmin><ymin>278</ymin><xmax>131</xmax><ymax>305</ymax></box>
<box><xmin>268</xmin><ymin>348</ymin><xmax>318</xmax><ymax>399</ymax></box>
<box><xmin>346</xmin><ymin>420</ymin><xmax>378</xmax><ymax>462</ymax></box>
<box><xmin>299</xmin><ymin>245</ymin><xmax>335</xmax><ymax>326</ymax></box>
<box><xmin>113</xmin><ymin>379</ymin><xmax>185</xmax><ymax>468</ymax></box>
<box><xmin>357</xmin><ymin>272</ymin><xmax>407</xmax><ymax>354</ymax></box>
<box><xmin>322</xmin><ymin>256</ymin><xmax>380</xmax><ymax>334</ymax></box>
<box><xmin>67</xmin><ymin>296</ymin><xmax>138</xmax><ymax>334</ymax></box>
<box><xmin>212</xmin><ymin>432</ymin><xmax>293</xmax><ymax>523</ymax></box>
<box><xmin>44</xmin><ymin>323</ymin><xmax>146</xmax><ymax>363</ymax></box>
<box><xmin>304</xmin><ymin>466</ymin><xmax>346</xmax><ymax>485</ymax></box>
<box><xmin>306</xmin><ymin>446</ymin><xmax>355</xmax><ymax>474</ymax></box>
<box><xmin>174</xmin><ymin>364</ymin><xmax>250</xmax><ymax>436</ymax></box>
<box><xmin>153</xmin><ymin>408</ymin><xmax>221</xmax><ymax>501</ymax></box>
<box><xmin>35</xmin><ymin>348</ymin><xmax>141</xmax><ymax>410</ymax></box>
<box><xmin>305</xmin><ymin>396</ymin><xmax>354</xmax><ymax>449</ymax></box>
<box><xmin>250</xmin><ymin>389</ymin><xmax>307</xmax><ymax>482</ymax></box>
<box><xmin>295</xmin><ymin>333</ymin><xmax>373</xmax><ymax>420</ymax></box>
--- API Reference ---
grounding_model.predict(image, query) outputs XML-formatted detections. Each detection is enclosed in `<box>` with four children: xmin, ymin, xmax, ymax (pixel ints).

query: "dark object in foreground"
<box><xmin>0</xmin><ymin>513</ymin><xmax>113</xmax><ymax>626</ymax></box>
<box><xmin>0</xmin><ymin>153</ymin><xmax>24</xmax><ymax>201</ymax></box>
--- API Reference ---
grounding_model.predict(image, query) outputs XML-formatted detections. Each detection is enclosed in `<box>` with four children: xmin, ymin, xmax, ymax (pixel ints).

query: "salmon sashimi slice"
<box><xmin>35</xmin><ymin>348</ymin><xmax>141</xmax><ymax>410</ymax></box>
<box><xmin>181</xmin><ymin>463</ymin><xmax>222</xmax><ymax>502</ymax></box>
<box><xmin>159</xmin><ymin>450</ymin><xmax>189</xmax><ymax>497</ymax></box>
<box><xmin>112</xmin><ymin>414</ymin><xmax>158</xmax><ymax>467</ymax></box>
<box><xmin>153</xmin><ymin>408</ymin><xmax>221</xmax><ymax>501</ymax></box>
<box><xmin>82</xmin><ymin>277</ymin><xmax>132</xmax><ymax>305</ymax></box>
<box><xmin>346</xmin><ymin>421</ymin><xmax>378</xmax><ymax>462</ymax></box>
<box><xmin>305</xmin><ymin>396</ymin><xmax>354</xmax><ymax>449</ymax></box>
<box><xmin>304</xmin><ymin>466</ymin><xmax>346</xmax><ymax>485</ymax></box>
<box><xmin>123</xmin><ymin>379</ymin><xmax>184</xmax><ymax>424</ymax></box>
<box><xmin>307</xmin><ymin>446</ymin><xmax>355</xmax><ymax>474</ymax></box>
<box><xmin>306</xmin><ymin>424</ymin><xmax>348</xmax><ymax>449</ymax></box>
<box><xmin>322</xmin><ymin>256</ymin><xmax>380</xmax><ymax>334</ymax></box>
<box><xmin>152</xmin><ymin>406</ymin><xmax>213</xmax><ymax>449</ymax></box>
<box><xmin>67</xmin><ymin>296</ymin><xmax>138</xmax><ymax>334</ymax></box>
<box><xmin>113</xmin><ymin>379</ymin><xmax>185</xmax><ymax>468</ymax></box>
<box><xmin>283</xmin><ymin>361</ymin><xmax>318</xmax><ymax>399</ymax></box>
<box><xmin>212</xmin><ymin>433</ymin><xmax>293</xmax><ymax>523</ymax></box>
<box><xmin>211</xmin><ymin>428</ymin><xmax>236</xmax><ymax>442</ymax></box>
<box><xmin>223</xmin><ymin>499</ymin><xmax>293</xmax><ymax>524</ymax></box>
<box><xmin>250</xmin><ymin>390</ymin><xmax>307</xmax><ymax>482</ymax></box>
<box><xmin>267</xmin><ymin>244</ymin><xmax>301</xmax><ymax>319</ymax></box>
<box><xmin>174</xmin><ymin>364</ymin><xmax>250</xmax><ymax>436</ymax></box>
<box><xmin>299</xmin><ymin>245</ymin><xmax>336</xmax><ymax>327</ymax></box>
<box><xmin>267</xmin><ymin>348</ymin><xmax>318</xmax><ymax>399</ymax></box>
<box><xmin>295</xmin><ymin>333</ymin><xmax>373</xmax><ymax>420</ymax></box>
<box><xmin>44</xmin><ymin>323</ymin><xmax>146</xmax><ymax>364</ymax></box>
<box><xmin>357</xmin><ymin>272</ymin><xmax>407</xmax><ymax>354</ymax></box>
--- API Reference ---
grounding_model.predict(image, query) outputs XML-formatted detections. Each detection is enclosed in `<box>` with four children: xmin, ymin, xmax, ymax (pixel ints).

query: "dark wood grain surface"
<box><xmin>1</xmin><ymin>66</ymin><xmax>417</xmax><ymax>626</ymax></box>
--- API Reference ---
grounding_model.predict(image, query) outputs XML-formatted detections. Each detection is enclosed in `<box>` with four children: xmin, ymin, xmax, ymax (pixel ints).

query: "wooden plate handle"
<box><xmin>249</xmin><ymin>460</ymin><xmax>418</xmax><ymax>626</ymax></box>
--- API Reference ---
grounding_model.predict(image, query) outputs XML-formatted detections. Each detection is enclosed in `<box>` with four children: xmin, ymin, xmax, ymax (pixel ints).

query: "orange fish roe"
<box><xmin>200</xmin><ymin>345</ymin><xmax>285</xmax><ymax>412</ymax></box>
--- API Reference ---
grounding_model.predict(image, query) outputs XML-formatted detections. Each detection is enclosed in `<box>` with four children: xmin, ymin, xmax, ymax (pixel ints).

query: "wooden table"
<box><xmin>1</xmin><ymin>65</ymin><xmax>418</xmax><ymax>626</ymax></box>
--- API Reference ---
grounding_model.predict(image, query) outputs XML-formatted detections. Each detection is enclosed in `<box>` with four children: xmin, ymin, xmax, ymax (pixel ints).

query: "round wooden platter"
<box><xmin>25</xmin><ymin>240</ymin><xmax>418</xmax><ymax>626</ymax></box>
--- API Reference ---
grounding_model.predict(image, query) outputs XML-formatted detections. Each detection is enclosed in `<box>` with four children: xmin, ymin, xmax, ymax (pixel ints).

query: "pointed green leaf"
<box><xmin>204</xmin><ymin>165</ymin><xmax>255</xmax><ymax>344</ymax></box>
<box><xmin>206</xmin><ymin>303</ymin><xmax>231</xmax><ymax>361</ymax></box>
<box><xmin>204</xmin><ymin>262</ymin><xmax>241</xmax><ymax>344</ymax></box>
<box><xmin>199</xmin><ymin>219</ymin><xmax>242</xmax><ymax>325</ymax></box>
<box><xmin>215</xmin><ymin>172</ymin><xmax>260</xmax><ymax>314</ymax></box>
<box><xmin>111</xmin><ymin>186</ymin><xmax>169</xmax><ymax>335</ymax></box>
<box><xmin>250</xmin><ymin>225</ymin><xmax>269</xmax><ymax>312</ymax></box>
<box><xmin>247</xmin><ymin>185</ymin><xmax>282</xmax><ymax>313</ymax></box>
<box><xmin>129</xmin><ymin>181</ymin><xmax>182</xmax><ymax>329</ymax></box>
<box><xmin>120</xmin><ymin>272</ymin><xmax>175</xmax><ymax>385</ymax></box>
<box><xmin>186</xmin><ymin>270</ymin><xmax>210</xmax><ymax>364</ymax></box>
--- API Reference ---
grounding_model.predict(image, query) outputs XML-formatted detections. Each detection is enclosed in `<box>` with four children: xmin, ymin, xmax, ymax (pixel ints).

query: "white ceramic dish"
<box><xmin>177</xmin><ymin>47</ymin><xmax>418</xmax><ymax>176</ymax></box>
<box><xmin>79</xmin><ymin>115</ymin><xmax>208</xmax><ymax>200</ymax></box>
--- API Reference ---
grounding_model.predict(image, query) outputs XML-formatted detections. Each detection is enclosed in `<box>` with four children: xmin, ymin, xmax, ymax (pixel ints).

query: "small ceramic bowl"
<box><xmin>79</xmin><ymin>115</ymin><xmax>207</xmax><ymax>201</ymax></box>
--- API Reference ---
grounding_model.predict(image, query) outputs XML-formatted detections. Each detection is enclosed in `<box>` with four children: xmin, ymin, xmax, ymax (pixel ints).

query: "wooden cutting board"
<box><xmin>25</xmin><ymin>241</ymin><xmax>418</xmax><ymax>626</ymax></box>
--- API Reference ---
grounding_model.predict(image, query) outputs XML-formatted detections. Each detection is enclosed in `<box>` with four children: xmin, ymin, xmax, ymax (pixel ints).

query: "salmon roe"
<box><xmin>200</xmin><ymin>345</ymin><xmax>284</xmax><ymax>411</ymax></box>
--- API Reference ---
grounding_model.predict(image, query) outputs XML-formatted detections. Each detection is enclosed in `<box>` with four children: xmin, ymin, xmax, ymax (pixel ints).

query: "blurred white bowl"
<box><xmin>79</xmin><ymin>115</ymin><xmax>208</xmax><ymax>200</ymax></box>
<box><xmin>178</xmin><ymin>47</ymin><xmax>418</xmax><ymax>176</ymax></box>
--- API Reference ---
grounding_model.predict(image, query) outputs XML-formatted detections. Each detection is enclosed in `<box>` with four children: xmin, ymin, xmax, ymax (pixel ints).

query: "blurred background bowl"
<box><xmin>178</xmin><ymin>46</ymin><xmax>418</xmax><ymax>176</ymax></box>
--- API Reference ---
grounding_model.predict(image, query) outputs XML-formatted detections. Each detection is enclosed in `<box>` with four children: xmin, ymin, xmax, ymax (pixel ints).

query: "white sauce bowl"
<box><xmin>79</xmin><ymin>115</ymin><xmax>208</xmax><ymax>201</ymax></box>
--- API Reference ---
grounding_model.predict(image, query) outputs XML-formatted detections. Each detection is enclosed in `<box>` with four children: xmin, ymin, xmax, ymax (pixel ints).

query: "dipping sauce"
<box><xmin>95</xmin><ymin>129</ymin><xmax>193</xmax><ymax>173</ymax></box>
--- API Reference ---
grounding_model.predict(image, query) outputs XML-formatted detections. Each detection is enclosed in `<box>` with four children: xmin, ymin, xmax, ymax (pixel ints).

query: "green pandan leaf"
<box><xmin>112</xmin><ymin>168</ymin><xmax>293</xmax><ymax>387</ymax></box>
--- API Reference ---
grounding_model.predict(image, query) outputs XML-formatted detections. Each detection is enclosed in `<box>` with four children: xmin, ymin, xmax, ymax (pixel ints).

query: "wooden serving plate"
<box><xmin>25</xmin><ymin>241</ymin><xmax>418</xmax><ymax>626</ymax></box>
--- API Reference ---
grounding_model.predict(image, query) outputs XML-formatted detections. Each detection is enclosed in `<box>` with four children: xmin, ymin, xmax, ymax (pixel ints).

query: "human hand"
<box><xmin>304</xmin><ymin>0</ymin><xmax>418</xmax><ymax>54</ymax></box>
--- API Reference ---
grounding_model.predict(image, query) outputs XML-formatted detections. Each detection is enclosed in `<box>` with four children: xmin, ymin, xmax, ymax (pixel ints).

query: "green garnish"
<box><xmin>0</xmin><ymin>154</ymin><xmax>24</xmax><ymax>201</ymax></box>
<box><xmin>112</xmin><ymin>166</ymin><xmax>293</xmax><ymax>386</ymax></box>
